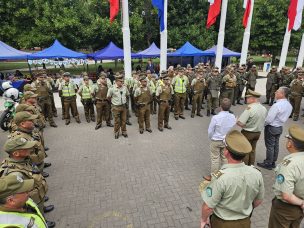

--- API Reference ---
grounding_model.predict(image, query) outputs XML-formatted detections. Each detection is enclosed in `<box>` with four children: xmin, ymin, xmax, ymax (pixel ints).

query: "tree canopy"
<box><xmin>0</xmin><ymin>0</ymin><xmax>302</xmax><ymax>57</ymax></box>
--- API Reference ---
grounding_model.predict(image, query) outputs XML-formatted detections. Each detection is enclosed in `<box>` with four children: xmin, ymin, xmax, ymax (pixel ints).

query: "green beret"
<box><xmin>15</xmin><ymin>104</ymin><xmax>34</xmax><ymax>113</ymax></box>
<box><xmin>14</xmin><ymin>111</ymin><xmax>38</xmax><ymax>126</ymax></box>
<box><xmin>23</xmin><ymin>91</ymin><xmax>38</xmax><ymax>100</ymax></box>
<box><xmin>245</xmin><ymin>89</ymin><xmax>261</xmax><ymax>98</ymax></box>
<box><xmin>224</xmin><ymin>130</ymin><xmax>252</xmax><ymax>155</ymax></box>
<box><xmin>0</xmin><ymin>175</ymin><xmax>34</xmax><ymax>200</ymax></box>
<box><xmin>288</xmin><ymin>125</ymin><xmax>304</xmax><ymax>143</ymax></box>
<box><xmin>3</xmin><ymin>136</ymin><xmax>37</xmax><ymax>153</ymax></box>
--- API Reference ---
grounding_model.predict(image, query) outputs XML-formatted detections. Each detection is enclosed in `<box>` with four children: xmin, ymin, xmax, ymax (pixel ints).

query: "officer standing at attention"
<box><xmin>31</xmin><ymin>72</ymin><xmax>57</xmax><ymax>128</ymax></box>
<box><xmin>289</xmin><ymin>70</ymin><xmax>304</xmax><ymax>121</ymax></box>
<box><xmin>237</xmin><ymin>90</ymin><xmax>267</xmax><ymax>165</ymax></box>
<box><xmin>268</xmin><ymin>125</ymin><xmax>304</xmax><ymax>228</ymax></box>
<box><xmin>244</xmin><ymin>65</ymin><xmax>258</xmax><ymax>97</ymax></box>
<box><xmin>156</xmin><ymin>74</ymin><xmax>174</xmax><ymax>132</ymax></box>
<box><xmin>171</xmin><ymin>67</ymin><xmax>189</xmax><ymax>120</ymax></box>
<box><xmin>0</xmin><ymin>175</ymin><xmax>49</xmax><ymax>228</ymax></box>
<box><xmin>94</xmin><ymin>73</ymin><xmax>113</xmax><ymax>130</ymax></box>
<box><xmin>206</xmin><ymin>67</ymin><xmax>221</xmax><ymax>116</ymax></box>
<box><xmin>78</xmin><ymin>76</ymin><xmax>95</xmax><ymax>123</ymax></box>
<box><xmin>200</xmin><ymin>130</ymin><xmax>264</xmax><ymax>228</ymax></box>
<box><xmin>234</xmin><ymin>66</ymin><xmax>246</xmax><ymax>105</ymax></box>
<box><xmin>191</xmin><ymin>69</ymin><xmax>205</xmax><ymax>118</ymax></box>
<box><xmin>1</xmin><ymin>136</ymin><xmax>55</xmax><ymax>227</ymax></box>
<box><xmin>134</xmin><ymin>75</ymin><xmax>153</xmax><ymax>134</ymax></box>
<box><xmin>107</xmin><ymin>75</ymin><xmax>130</xmax><ymax>139</ymax></box>
<box><xmin>221</xmin><ymin>67</ymin><xmax>237</xmax><ymax>104</ymax></box>
<box><xmin>264</xmin><ymin>66</ymin><xmax>279</xmax><ymax>106</ymax></box>
<box><xmin>58</xmin><ymin>72</ymin><xmax>81</xmax><ymax>125</ymax></box>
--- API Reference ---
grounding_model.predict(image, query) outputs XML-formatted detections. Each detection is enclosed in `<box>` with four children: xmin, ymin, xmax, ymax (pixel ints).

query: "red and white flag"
<box><xmin>288</xmin><ymin>0</ymin><xmax>304</xmax><ymax>31</ymax></box>
<box><xmin>206</xmin><ymin>0</ymin><xmax>222</xmax><ymax>29</ymax></box>
<box><xmin>109</xmin><ymin>0</ymin><xmax>119</xmax><ymax>23</ymax></box>
<box><xmin>243</xmin><ymin>0</ymin><xmax>252</xmax><ymax>28</ymax></box>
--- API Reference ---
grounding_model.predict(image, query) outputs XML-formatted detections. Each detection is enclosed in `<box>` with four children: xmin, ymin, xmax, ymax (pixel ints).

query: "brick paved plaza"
<box><xmin>0</xmin><ymin>78</ymin><xmax>303</xmax><ymax>228</ymax></box>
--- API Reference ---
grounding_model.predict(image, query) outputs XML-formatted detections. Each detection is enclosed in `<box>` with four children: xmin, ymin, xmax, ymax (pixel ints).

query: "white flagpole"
<box><xmin>215</xmin><ymin>0</ymin><xmax>228</xmax><ymax>71</ymax></box>
<box><xmin>122</xmin><ymin>0</ymin><xmax>132</xmax><ymax>79</ymax></box>
<box><xmin>160</xmin><ymin>0</ymin><xmax>168</xmax><ymax>72</ymax></box>
<box><xmin>278</xmin><ymin>20</ymin><xmax>291</xmax><ymax>70</ymax></box>
<box><xmin>297</xmin><ymin>33</ymin><xmax>304</xmax><ymax>67</ymax></box>
<box><xmin>240</xmin><ymin>0</ymin><xmax>254</xmax><ymax>65</ymax></box>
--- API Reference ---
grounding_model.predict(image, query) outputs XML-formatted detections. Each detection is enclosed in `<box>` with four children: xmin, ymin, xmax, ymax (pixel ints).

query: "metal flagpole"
<box><xmin>278</xmin><ymin>20</ymin><xmax>291</xmax><ymax>70</ymax></box>
<box><xmin>240</xmin><ymin>0</ymin><xmax>255</xmax><ymax>65</ymax></box>
<box><xmin>122</xmin><ymin>0</ymin><xmax>132</xmax><ymax>79</ymax></box>
<box><xmin>297</xmin><ymin>33</ymin><xmax>304</xmax><ymax>67</ymax></box>
<box><xmin>215</xmin><ymin>0</ymin><xmax>228</xmax><ymax>71</ymax></box>
<box><xmin>160</xmin><ymin>0</ymin><xmax>168</xmax><ymax>72</ymax></box>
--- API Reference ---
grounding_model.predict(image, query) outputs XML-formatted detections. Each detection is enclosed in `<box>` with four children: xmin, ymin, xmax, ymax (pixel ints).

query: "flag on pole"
<box><xmin>109</xmin><ymin>0</ymin><xmax>119</xmax><ymax>23</ymax></box>
<box><xmin>288</xmin><ymin>0</ymin><xmax>304</xmax><ymax>31</ymax></box>
<box><xmin>206</xmin><ymin>0</ymin><xmax>222</xmax><ymax>29</ymax></box>
<box><xmin>243</xmin><ymin>0</ymin><xmax>251</xmax><ymax>28</ymax></box>
<box><xmin>152</xmin><ymin>0</ymin><xmax>165</xmax><ymax>31</ymax></box>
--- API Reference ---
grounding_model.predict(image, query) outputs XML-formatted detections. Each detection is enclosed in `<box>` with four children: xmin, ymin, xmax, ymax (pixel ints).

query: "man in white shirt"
<box><xmin>204</xmin><ymin>98</ymin><xmax>236</xmax><ymax>181</ymax></box>
<box><xmin>257</xmin><ymin>87</ymin><xmax>293</xmax><ymax>170</ymax></box>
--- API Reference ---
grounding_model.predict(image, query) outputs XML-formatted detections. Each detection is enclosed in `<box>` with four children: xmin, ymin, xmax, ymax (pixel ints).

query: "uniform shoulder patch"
<box><xmin>276</xmin><ymin>174</ymin><xmax>285</xmax><ymax>184</ymax></box>
<box><xmin>281</xmin><ymin>159</ymin><xmax>291</xmax><ymax>166</ymax></box>
<box><xmin>206</xmin><ymin>187</ymin><xmax>212</xmax><ymax>197</ymax></box>
<box><xmin>211</xmin><ymin>170</ymin><xmax>224</xmax><ymax>179</ymax></box>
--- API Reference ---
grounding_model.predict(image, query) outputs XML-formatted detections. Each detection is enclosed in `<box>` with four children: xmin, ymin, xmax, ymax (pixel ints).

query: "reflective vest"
<box><xmin>0</xmin><ymin>198</ymin><xmax>47</xmax><ymax>228</ymax></box>
<box><xmin>81</xmin><ymin>85</ymin><xmax>92</xmax><ymax>99</ymax></box>
<box><xmin>174</xmin><ymin>77</ymin><xmax>186</xmax><ymax>93</ymax></box>
<box><xmin>62</xmin><ymin>83</ymin><xmax>76</xmax><ymax>97</ymax></box>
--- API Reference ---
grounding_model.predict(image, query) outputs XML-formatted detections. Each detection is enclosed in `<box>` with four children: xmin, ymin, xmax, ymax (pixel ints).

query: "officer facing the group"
<box><xmin>107</xmin><ymin>75</ymin><xmax>130</xmax><ymax>139</ymax></box>
<box><xmin>0</xmin><ymin>175</ymin><xmax>48</xmax><ymax>228</ymax></box>
<box><xmin>268</xmin><ymin>125</ymin><xmax>304</xmax><ymax>228</ymax></box>
<box><xmin>200</xmin><ymin>130</ymin><xmax>264</xmax><ymax>228</ymax></box>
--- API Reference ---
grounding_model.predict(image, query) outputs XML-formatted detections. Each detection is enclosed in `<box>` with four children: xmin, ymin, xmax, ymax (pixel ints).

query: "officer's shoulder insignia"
<box><xmin>199</xmin><ymin>180</ymin><xmax>211</xmax><ymax>193</ymax></box>
<box><xmin>212</xmin><ymin>170</ymin><xmax>224</xmax><ymax>179</ymax></box>
<box><xmin>206</xmin><ymin>187</ymin><xmax>212</xmax><ymax>197</ymax></box>
<box><xmin>276</xmin><ymin>174</ymin><xmax>285</xmax><ymax>184</ymax></box>
<box><xmin>250</xmin><ymin>165</ymin><xmax>261</xmax><ymax>172</ymax></box>
<box><xmin>281</xmin><ymin>159</ymin><xmax>291</xmax><ymax>166</ymax></box>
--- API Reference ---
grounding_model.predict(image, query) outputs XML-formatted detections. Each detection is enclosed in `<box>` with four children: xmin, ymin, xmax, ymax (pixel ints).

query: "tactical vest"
<box><xmin>193</xmin><ymin>79</ymin><xmax>205</xmax><ymax>93</ymax></box>
<box><xmin>137</xmin><ymin>88</ymin><xmax>151</xmax><ymax>104</ymax></box>
<box><xmin>159</xmin><ymin>85</ymin><xmax>172</xmax><ymax>101</ymax></box>
<box><xmin>291</xmin><ymin>79</ymin><xmax>304</xmax><ymax>96</ymax></box>
<box><xmin>62</xmin><ymin>83</ymin><xmax>76</xmax><ymax>97</ymax></box>
<box><xmin>225</xmin><ymin>76</ymin><xmax>237</xmax><ymax>88</ymax></box>
<box><xmin>9</xmin><ymin>130</ymin><xmax>45</xmax><ymax>165</ymax></box>
<box><xmin>96</xmin><ymin>85</ymin><xmax>108</xmax><ymax>100</ymax></box>
<box><xmin>0</xmin><ymin>159</ymin><xmax>48</xmax><ymax>205</ymax></box>
<box><xmin>174</xmin><ymin>77</ymin><xmax>186</xmax><ymax>93</ymax></box>
<box><xmin>0</xmin><ymin>198</ymin><xmax>47</xmax><ymax>228</ymax></box>
<box><xmin>81</xmin><ymin>85</ymin><xmax>92</xmax><ymax>99</ymax></box>
<box><xmin>34</xmin><ymin>82</ymin><xmax>49</xmax><ymax>98</ymax></box>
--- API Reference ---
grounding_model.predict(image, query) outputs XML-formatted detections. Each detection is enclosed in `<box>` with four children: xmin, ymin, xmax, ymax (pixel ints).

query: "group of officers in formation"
<box><xmin>0</xmin><ymin>61</ymin><xmax>304</xmax><ymax>227</ymax></box>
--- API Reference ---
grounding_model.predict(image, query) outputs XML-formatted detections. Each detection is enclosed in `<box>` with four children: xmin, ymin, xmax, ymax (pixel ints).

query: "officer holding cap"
<box><xmin>200</xmin><ymin>130</ymin><xmax>264</xmax><ymax>228</ymax></box>
<box><xmin>268</xmin><ymin>125</ymin><xmax>304</xmax><ymax>228</ymax></box>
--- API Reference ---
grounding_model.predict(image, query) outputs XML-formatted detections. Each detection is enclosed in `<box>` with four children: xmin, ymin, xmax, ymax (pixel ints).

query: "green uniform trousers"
<box><xmin>82</xmin><ymin>98</ymin><xmax>95</xmax><ymax>121</ymax></box>
<box><xmin>241</xmin><ymin>130</ymin><xmax>261</xmax><ymax>166</ymax></box>
<box><xmin>38</xmin><ymin>97</ymin><xmax>55</xmax><ymax>125</ymax></box>
<box><xmin>268</xmin><ymin>198</ymin><xmax>303</xmax><ymax>228</ymax></box>
<box><xmin>221</xmin><ymin>88</ymin><xmax>235</xmax><ymax>103</ymax></box>
<box><xmin>289</xmin><ymin>95</ymin><xmax>302</xmax><ymax>118</ymax></box>
<box><xmin>63</xmin><ymin>96</ymin><xmax>79</xmax><ymax>120</ymax></box>
<box><xmin>207</xmin><ymin>94</ymin><xmax>219</xmax><ymax>112</ymax></box>
<box><xmin>137</xmin><ymin>104</ymin><xmax>151</xmax><ymax>130</ymax></box>
<box><xmin>174</xmin><ymin>92</ymin><xmax>186</xmax><ymax>117</ymax></box>
<box><xmin>191</xmin><ymin>93</ymin><xmax>202</xmax><ymax>115</ymax></box>
<box><xmin>211</xmin><ymin>214</ymin><xmax>251</xmax><ymax>228</ymax></box>
<box><xmin>158</xmin><ymin>101</ymin><xmax>170</xmax><ymax>129</ymax></box>
<box><xmin>96</xmin><ymin>100</ymin><xmax>111</xmax><ymax>126</ymax></box>
<box><xmin>112</xmin><ymin>105</ymin><xmax>127</xmax><ymax>134</ymax></box>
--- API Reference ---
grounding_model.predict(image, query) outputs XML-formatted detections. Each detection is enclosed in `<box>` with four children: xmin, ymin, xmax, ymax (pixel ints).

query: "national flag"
<box><xmin>109</xmin><ymin>0</ymin><xmax>119</xmax><ymax>23</ymax></box>
<box><xmin>152</xmin><ymin>0</ymin><xmax>165</xmax><ymax>32</ymax></box>
<box><xmin>288</xmin><ymin>0</ymin><xmax>304</xmax><ymax>31</ymax></box>
<box><xmin>243</xmin><ymin>0</ymin><xmax>251</xmax><ymax>28</ymax></box>
<box><xmin>206</xmin><ymin>0</ymin><xmax>222</xmax><ymax>29</ymax></box>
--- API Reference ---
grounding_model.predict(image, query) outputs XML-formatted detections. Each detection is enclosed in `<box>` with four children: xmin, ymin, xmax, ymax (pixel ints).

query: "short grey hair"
<box><xmin>278</xmin><ymin>86</ymin><xmax>289</xmax><ymax>98</ymax></box>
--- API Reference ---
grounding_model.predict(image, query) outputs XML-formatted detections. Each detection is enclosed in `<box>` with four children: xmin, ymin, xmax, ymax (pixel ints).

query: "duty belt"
<box><xmin>96</xmin><ymin>98</ymin><xmax>107</xmax><ymax>102</ymax></box>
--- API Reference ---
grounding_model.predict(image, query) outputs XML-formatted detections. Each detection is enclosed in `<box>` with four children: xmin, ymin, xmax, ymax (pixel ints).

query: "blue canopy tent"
<box><xmin>28</xmin><ymin>39</ymin><xmax>87</xmax><ymax>59</ymax></box>
<box><xmin>137</xmin><ymin>42</ymin><xmax>160</xmax><ymax>58</ymax></box>
<box><xmin>167</xmin><ymin>41</ymin><xmax>213</xmax><ymax>67</ymax></box>
<box><xmin>204</xmin><ymin>45</ymin><xmax>241</xmax><ymax>57</ymax></box>
<box><xmin>0</xmin><ymin>41</ymin><xmax>31</xmax><ymax>60</ymax></box>
<box><xmin>88</xmin><ymin>42</ymin><xmax>140</xmax><ymax>60</ymax></box>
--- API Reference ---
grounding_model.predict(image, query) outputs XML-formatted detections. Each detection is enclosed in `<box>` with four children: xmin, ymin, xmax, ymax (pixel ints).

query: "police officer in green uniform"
<box><xmin>206</xmin><ymin>67</ymin><xmax>221</xmax><ymax>116</ymax></box>
<box><xmin>0</xmin><ymin>175</ymin><xmax>49</xmax><ymax>228</ymax></box>
<box><xmin>268</xmin><ymin>125</ymin><xmax>304</xmax><ymax>228</ymax></box>
<box><xmin>78</xmin><ymin>76</ymin><xmax>95</xmax><ymax>123</ymax></box>
<box><xmin>1</xmin><ymin>136</ymin><xmax>55</xmax><ymax>227</ymax></box>
<box><xmin>237</xmin><ymin>90</ymin><xmax>267</xmax><ymax>165</ymax></box>
<box><xmin>244</xmin><ymin>65</ymin><xmax>258</xmax><ymax>100</ymax></box>
<box><xmin>264</xmin><ymin>66</ymin><xmax>279</xmax><ymax>106</ymax></box>
<box><xmin>200</xmin><ymin>130</ymin><xmax>264</xmax><ymax>228</ymax></box>
<box><xmin>289</xmin><ymin>70</ymin><xmax>304</xmax><ymax>121</ymax></box>
<box><xmin>234</xmin><ymin>66</ymin><xmax>246</xmax><ymax>105</ymax></box>
<box><xmin>191</xmin><ymin>69</ymin><xmax>205</xmax><ymax>118</ymax></box>
<box><xmin>279</xmin><ymin>66</ymin><xmax>294</xmax><ymax>88</ymax></box>
<box><xmin>221</xmin><ymin>67</ymin><xmax>237</xmax><ymax>104</ymax></box>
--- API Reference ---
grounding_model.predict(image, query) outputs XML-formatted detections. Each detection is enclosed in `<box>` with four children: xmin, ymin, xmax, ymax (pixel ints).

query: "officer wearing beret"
<box><xmin>134</xmin><ymin>75</ymin><xmax>153</xmax><ymax>134</ymax></box>
<box><xmin>0</xmin><ymin>136</ymin><xmax>55</xmax><ymax>227</ymax></box>
<box><xmin>200</xmin><ymin>130</ymin><xmax>264</xmax><ymax>228</ymax></box>
<box><xmin>268</xmin><ymin>125</ymin><xmax>304</xmax><ymax>228</ymax></box>
<box><xmin>237</xmin><ymin>89</ymin><xmax>267</xmax><ymax>165</ymax></box>
<box><xmin>0</xmin><ymin>175</ymin><xmax>49</xmax><ymax>228</ymax></box>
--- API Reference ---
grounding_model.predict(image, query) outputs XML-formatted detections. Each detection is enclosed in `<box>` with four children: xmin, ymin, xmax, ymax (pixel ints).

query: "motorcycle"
<box><xmin>0</xmin><ymin>99</ymin><xmax>19</xmax><ymax>131</ymax></box>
